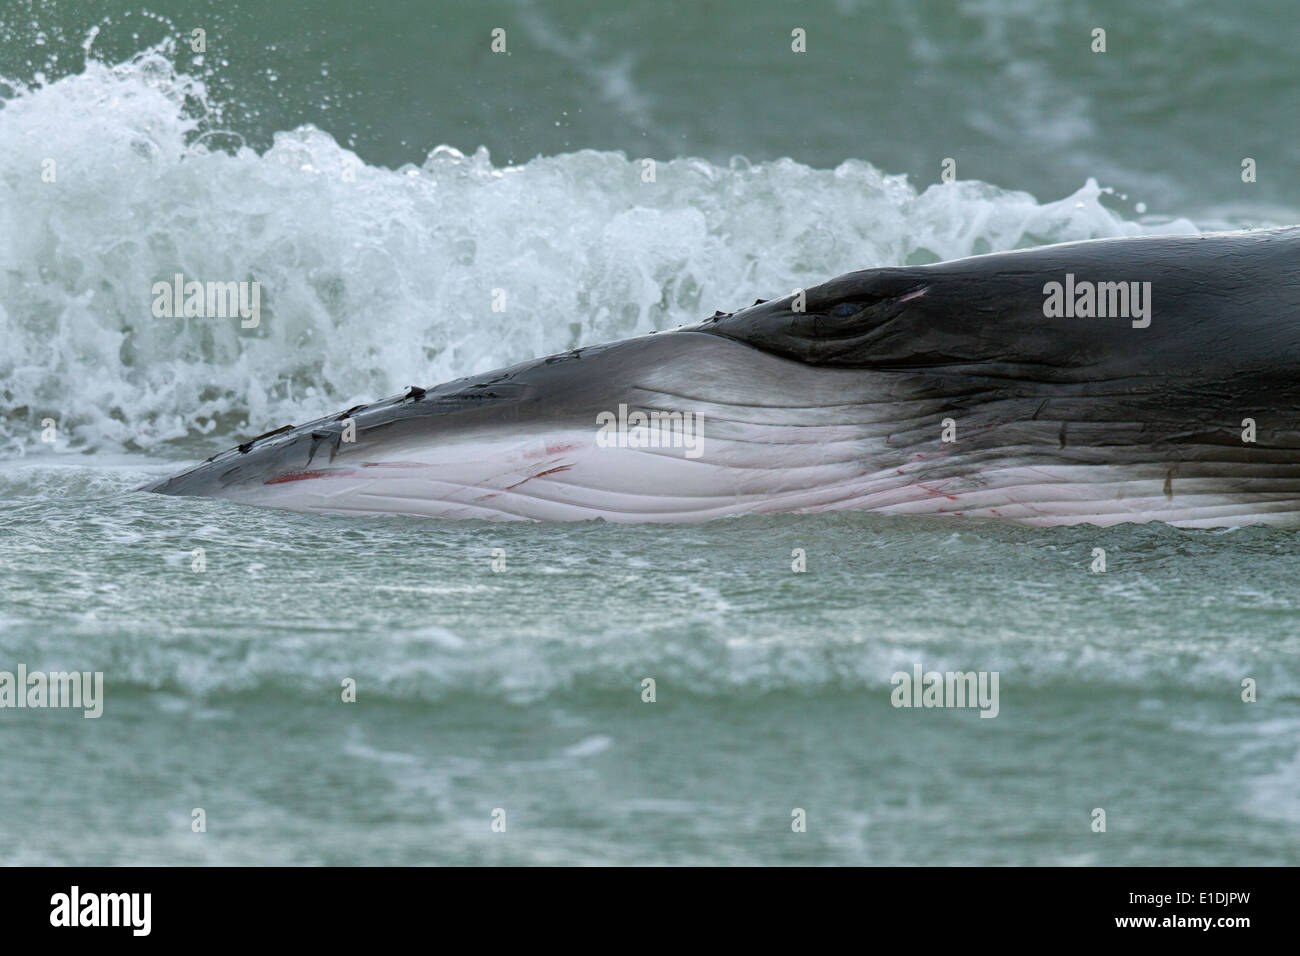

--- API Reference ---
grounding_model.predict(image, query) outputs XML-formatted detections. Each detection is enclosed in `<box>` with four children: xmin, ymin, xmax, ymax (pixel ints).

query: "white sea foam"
<box><xmin>0</xmin><ymin>47</ymin><xmax>1198</xmax><ymax>455</ymax></box>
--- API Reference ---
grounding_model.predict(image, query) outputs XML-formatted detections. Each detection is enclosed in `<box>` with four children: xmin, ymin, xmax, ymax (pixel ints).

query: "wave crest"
<box><xmin>1</xmin><ymin>49</ymin><xmax>1194</xmax><ymax>454</ymax></box>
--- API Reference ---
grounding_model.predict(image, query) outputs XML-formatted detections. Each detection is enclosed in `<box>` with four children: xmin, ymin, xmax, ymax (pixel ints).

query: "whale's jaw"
<box><xmin>144</xmin><ymin>331</ymin><xmax>908</xmax><ymax>523</ymax></box>
<box><xmin>144</xmin><ymin>332</ymin><xmax>1300</xmax><ymax>528</ymax></box>
<box><xmin>144</xmin><ymin>228</ymin><xmax>1300</xmax><ymax>527</ymax></box>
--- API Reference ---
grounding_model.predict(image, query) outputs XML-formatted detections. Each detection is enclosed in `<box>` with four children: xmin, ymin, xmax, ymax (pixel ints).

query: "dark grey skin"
<box><xmin>144</xmin><ymin>227</ymin><xmax>1300</xmax><ymax>525</ymax></box>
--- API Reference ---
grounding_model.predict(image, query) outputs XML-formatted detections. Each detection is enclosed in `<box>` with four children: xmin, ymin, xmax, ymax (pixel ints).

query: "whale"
<box><xmin>143</xmin><ymin>227</ymin><xmax>1300</xmax><ymax>527</ymax></box>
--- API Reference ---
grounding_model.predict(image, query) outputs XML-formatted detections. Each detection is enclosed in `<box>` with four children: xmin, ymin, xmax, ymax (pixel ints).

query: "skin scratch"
<box><xmin>506</xmin><ymin>464</ymin><xmax>574</xmax><ymax>490</ymax></box>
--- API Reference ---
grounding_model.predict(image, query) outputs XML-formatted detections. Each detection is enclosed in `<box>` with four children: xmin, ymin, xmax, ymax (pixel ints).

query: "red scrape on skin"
<box><xmin>506</xmin><ymin>464</ymin><xmax>574</xmax><ymax>489</ymax></box>
<box><xmin>915</xmin><ymin>481</ymin><xmax>956</xmax><ymax>498</ymax></box>
<box><xmin>524</xmin><ymin>441</ymin><xmax>582</xmax><ymax>460</ymax></box>
<box><xmin>911</xmin><ymin>478</ymin><xmax>961</xmax><ymax>502</ymax></box>
<box><xmin>266</xmin><ymin>467</ymin><xmax>363</xmax><ymax>484</ymax></box>
<box><xmin>266</xmin><ymin>470</ymin><xmax>330</xmax><ymax>484</ymax></box>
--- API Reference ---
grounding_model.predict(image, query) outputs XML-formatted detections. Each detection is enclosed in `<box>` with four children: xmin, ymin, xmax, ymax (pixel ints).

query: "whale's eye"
<box><xmin>830</xmin><ymin>302</ymin><xmax>864</xmax><ymax>318</ymax></box>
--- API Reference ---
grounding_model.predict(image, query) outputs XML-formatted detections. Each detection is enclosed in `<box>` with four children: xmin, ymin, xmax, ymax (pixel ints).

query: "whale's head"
<box><xmin>145</xmin><ymin>228</ymin><xmax>1300</xmax><ymax>525</ymax></box>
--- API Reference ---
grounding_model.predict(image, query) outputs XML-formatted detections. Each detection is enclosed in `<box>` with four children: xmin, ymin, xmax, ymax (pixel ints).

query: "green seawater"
<box><xmin>2</xmin><ymin>464</ymin><xmax>1298</xmax><ymax>864</ymax></box>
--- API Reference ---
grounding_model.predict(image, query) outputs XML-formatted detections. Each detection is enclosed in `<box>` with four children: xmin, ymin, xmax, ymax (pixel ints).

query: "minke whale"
<box><xmin>144</xmin><ymin>228</ymin><xmax>1300</xmax><ymax>526</ymax></box>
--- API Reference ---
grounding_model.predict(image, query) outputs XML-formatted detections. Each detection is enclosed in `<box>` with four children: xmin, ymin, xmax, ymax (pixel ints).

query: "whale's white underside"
<box><xmin>211</xmin><ymin>424</ymin><xmax>1300</xmax><ymax>528</ymax></box>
